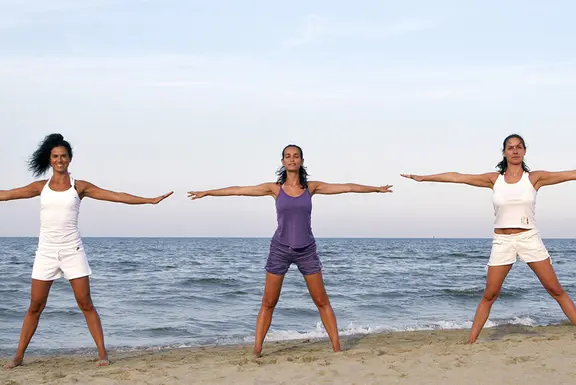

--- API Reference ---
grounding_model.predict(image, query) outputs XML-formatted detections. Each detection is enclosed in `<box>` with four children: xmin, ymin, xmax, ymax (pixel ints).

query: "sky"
<box><xmin>1</xmin><ymin>0</ymin><xmax>576</xmax><ymax>238</ymax></box>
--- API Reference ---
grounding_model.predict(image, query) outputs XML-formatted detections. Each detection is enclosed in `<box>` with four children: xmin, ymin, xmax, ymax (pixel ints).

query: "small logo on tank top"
<box><xmin>521</xmin><ymin>216</ymin><xmax>529</xmax><ymax>225</ymax></box>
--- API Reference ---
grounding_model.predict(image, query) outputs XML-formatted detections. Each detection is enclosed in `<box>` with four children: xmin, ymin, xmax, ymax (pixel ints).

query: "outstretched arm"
<box><xmin>77</xmin><ymin>181</ymin><xmax>173</xmax><ymax>204</ymax></box>
<box><xmin>532</xmin><ymin>170</ymin><xmax>576</xmax><ymax>189</ymax></box>
<box><xmin>401</xmin><ymin>172</ymin><xmax>497</xmax><ymax>188</ymax></box>
<box><xmin>309</xmin><ymin>181</ymin><xmax>392</xmax><ymax>195</ymax></box>
<box><xmin>0</xmin><ymin>181</ymin><xmax>45</xmax><ymax>202</ymax></box>
<box><xmin>187</xmin><ymin>183</ymin><xmax>277</xmax><ymax>200</ymax></box>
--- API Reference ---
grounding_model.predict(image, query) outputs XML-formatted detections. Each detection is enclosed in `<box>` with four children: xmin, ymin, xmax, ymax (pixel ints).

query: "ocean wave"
<box><xmin>180</xmin><ymin>277</ymin><xmax>240</xmax><ymax>287</ymax></box>
<box><xmin>2</xmin><ymin>237</ymin><xmax>573</xmax><ymax>357</ymax></box>
<box><xmin>0</xmin><ymin>316</ymin><xmax>544</xmax><ymax>358</ymax></box>
<box><xmin>441</xmin><ymin>287</ymin><xmax>522</xmax><ymax>298</ymax></box>
<box><xmin>140</xmin><ymin>326</ymin><xmax>192</xmax><ymax>337</ymax></box>
<box><xmin>242</xmin><ymin>317</ymin><xmax>540</xmax><ymax>343</ymax></box>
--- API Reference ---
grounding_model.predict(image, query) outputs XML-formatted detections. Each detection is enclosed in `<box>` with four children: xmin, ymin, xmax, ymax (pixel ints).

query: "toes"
<box><xmin>3</xmin><ymin>359</ymin><xmax>23</xmax><ymax>369</ymax></box>
<box><xmin>97</xmin><ymin>359</ymin><xmax>110</xmax><ymax>366</ymax></box>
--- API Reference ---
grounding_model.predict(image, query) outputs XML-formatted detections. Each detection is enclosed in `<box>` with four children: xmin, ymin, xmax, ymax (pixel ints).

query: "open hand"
<box><xmin>400</xmin><ymin>174</ymin><xmax>423</xmax><ymax>182</ymax></box>
<box><xmin>150</xmin><ymin>191</ymin><xmax>173</xmax><ymax>204</ymax></box>
<box><xmin>378</xmin><ymin>185</ymin><xmax>393</xmax><ymax>193</ymax></box>
<box><xmin>187</xmin><ymin>191</ymin><xmax>208</xmax><ymax>200</ymax></box>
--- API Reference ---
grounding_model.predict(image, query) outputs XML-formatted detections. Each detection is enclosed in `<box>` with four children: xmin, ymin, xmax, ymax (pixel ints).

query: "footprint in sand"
<box><xmin>506</xmin><ymin>356</ymin><xmax>536</xmax><ymax>365</ymax></box>
<box><xmin>301</xmin><ymin>355</ymin><xmax>319</xmax><ymax>363</ymax></box>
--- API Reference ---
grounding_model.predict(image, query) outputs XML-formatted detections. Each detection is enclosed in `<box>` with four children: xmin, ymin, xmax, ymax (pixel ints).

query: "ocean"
<box><xmin>1</xmin><ymin>237</ymin><xmax>575</xmax><ymax>357</ymax></box>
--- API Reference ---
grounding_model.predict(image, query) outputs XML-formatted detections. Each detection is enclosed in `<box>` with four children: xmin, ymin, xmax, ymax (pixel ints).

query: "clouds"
<box><xmin>282</xmin><ymin>14</ymin><xmax>434</xmax><ymax>48</ymax></box>
<box><xmin>2</xmin><ymin>53</ymin><xmax>575</xmax><ymax>106</ymax></box>
<box><xmin>1</xmin><ymin>2</ymin><xmax>576</xmax><ymax>237</ymax></box>
<box><xmin>0</xmin><ymin>0</ymin><xmax>119</xmax><ymax>28</ymax></box>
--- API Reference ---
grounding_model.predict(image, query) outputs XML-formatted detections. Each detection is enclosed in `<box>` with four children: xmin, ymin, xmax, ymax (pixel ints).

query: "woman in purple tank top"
<box><xmin>188</xmin><ymin>144</ymin><xmax>392</xmax><ymax>356</ymax></box>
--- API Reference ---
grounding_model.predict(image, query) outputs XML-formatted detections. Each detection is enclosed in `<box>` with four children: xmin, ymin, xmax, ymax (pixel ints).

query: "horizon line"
<box><xmin>1</xmin><ymin>236</ymin><xmax>575</xmax><ymax>240</ymax></box>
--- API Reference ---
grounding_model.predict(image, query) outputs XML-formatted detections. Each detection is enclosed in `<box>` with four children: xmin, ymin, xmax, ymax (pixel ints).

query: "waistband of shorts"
<box><xmin>493</xmin><ymin>228</ymin><xmax>539</xmax><ymax>240</ymax></box>
<box><xmin>37</xmin><ymin>242</ymin><xmax>84</xmax><ymax>252</ymax></box>
<box><xmin>270</xmin><ymin>238</ymin><xmax>316</xmax><ymax>251</ymax></box>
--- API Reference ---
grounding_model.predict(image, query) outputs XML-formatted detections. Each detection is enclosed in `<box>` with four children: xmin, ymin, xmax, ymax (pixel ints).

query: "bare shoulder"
<box><xmin>264</xmin><ymin>182</ymin><xmax>281</xmax><ymax>195</ymax></box>
<box><xmin>31</xmin><ymin>179</ymin><xmax>48</xmax><ymax>191</ymax></box>
<box><xmin>528</xmin><ymin>170</ymin><xmax>545</xmax><ymax>177</ymax></box>
<box><xmin>73</xmin><ymin>180</ymin><xmax>93</xmax><ymax>194</ymax></box>
<box><xmin>485</xmin><ymin>172</ymin><xmax>500</xmax><ymax>183</ymax></box>
<box><xmin>74</xmin><ymin>179</ymin><xmax>90</xmax><ymax>187</ymax></box>
<box><xmin>528</xmin><ymin>170</ymin><xmax>546</xmax><ymax>183</ymax></box>
<box><xmin>306</xmin><ymin>180</ymin><xmax>322</xmax><ymax>193</ymax></box>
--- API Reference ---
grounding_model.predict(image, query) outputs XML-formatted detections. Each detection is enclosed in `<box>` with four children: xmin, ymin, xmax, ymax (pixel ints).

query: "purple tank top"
<box><xmin>272</xmin><ymin>186</ymin><xmax>315</xmax><ymax>249</ymax></box>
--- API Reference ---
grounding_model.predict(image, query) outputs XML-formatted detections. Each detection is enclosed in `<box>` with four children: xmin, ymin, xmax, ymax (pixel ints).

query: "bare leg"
<box><xmin>3</xmin><ymin>279</ymin><xmax>53</xmax><ymax>369</ymax></box>
<box><xmin>469</xmin><ymin>264</ymin><xmax>513</xmax><ymax>344</ymax></box>
<box><xmin>69</xmin><ymin>276</ymin><xmax>109</xmax><ymax>366</ymax></box>
<box><xmin>253</xmin><ymin>272</ymin><xmax>285</xmax><ymax>357</ymax></box>
<box><xmin>528</xmin><ymin>258</ymin><xmax>576</xmax><ymax>323</ymax></box>
<box><xmin>303</xmin><ymin>272</ymin><xmax>341</xmax><ymax>352</ymax></box>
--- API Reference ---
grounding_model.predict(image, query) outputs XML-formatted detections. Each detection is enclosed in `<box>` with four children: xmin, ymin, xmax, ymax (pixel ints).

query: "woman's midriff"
<box><xmin>494</xmin><ymin>228</ymin><xmax>531</xmax><ymax>235</ymax></box>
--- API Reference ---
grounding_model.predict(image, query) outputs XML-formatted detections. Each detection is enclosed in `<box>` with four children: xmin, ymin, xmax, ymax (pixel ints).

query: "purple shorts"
<box><xmin>265</xmin><ymin>239</ymin><xmax>322</xmax><ymax>276</ymax></box>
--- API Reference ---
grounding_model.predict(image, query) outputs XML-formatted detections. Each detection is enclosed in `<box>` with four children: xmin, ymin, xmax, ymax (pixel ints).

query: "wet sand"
<box><xmin>2</xmin><ymin>324</ymin><xmax>576</xmax><ymax>384</ymax></box>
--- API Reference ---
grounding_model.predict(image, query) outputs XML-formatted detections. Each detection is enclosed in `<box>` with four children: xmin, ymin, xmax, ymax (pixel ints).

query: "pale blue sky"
<box><xmin>1</xmin><ymin>0</ymin><xmax>575</xmax><ymax>238</ymax></box>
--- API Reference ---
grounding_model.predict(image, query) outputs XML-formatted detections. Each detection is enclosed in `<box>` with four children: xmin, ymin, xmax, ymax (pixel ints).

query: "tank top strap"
<box><xmin>493</xmin><ymin>173</ymin><xmax>503</xmax><ymax>185</ymax></box>
<box><xmin>42</xmin><ymin>175</ymin><xmax>52</xmax><ymax>192</ymax></box>
<box><xmin>523</xmin><ymin>171</ymin><xmax>536</xmax><ymax>189</ymax></box>
<box><xmin>69</xmin><ymin>174</ymin><xmax>80</xmax><ymax>193</ymax></box>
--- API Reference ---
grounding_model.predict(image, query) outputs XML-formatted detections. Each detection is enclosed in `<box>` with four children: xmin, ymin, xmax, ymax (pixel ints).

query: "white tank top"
<box><xmin>492</xmin><ymin>171</ymin><xmax>537</xmax><ymax>229</ymax></box>
<box><xmin>38</xmin><ymin>175</ymin><xmax>83</xmax><ymax>250</ymax></box>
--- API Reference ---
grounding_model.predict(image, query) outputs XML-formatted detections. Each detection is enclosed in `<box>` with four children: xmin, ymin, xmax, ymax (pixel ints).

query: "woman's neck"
<box><xmin>50</xmin><ymin>171</ymin><xmax>69</xmax><ymax>182</ymax></box>
<box><xmin>506</xmin><ymin>165</ymin><xmax>523</xmax><ymax>176</ymax></box>
<box><xmin>284</xmin><ymin>171</ymin><xmax>300</xmax><ymax>187</ymax></box>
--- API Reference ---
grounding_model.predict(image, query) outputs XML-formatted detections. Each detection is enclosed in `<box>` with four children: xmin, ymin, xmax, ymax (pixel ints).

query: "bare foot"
<box><xmin>252</xmin><ymin>349</ymin><xmax>263</xmax><ymax>358</ymax></box>
<box><xmin>3</xmin><ymin>357</ymin><xmax>23</xmax><ymax>369</ymax></box>
<box><xmin>97</xmin><ymin>357</ymin><xmax>110</xmax><ymax>367</ymax></box>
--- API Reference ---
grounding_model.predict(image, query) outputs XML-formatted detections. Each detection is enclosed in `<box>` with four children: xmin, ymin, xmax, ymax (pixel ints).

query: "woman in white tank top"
<box><xmin>1</xmin><ymin>134</ymin><xmax>173</xmax><ymax>369</ymax></box>
<box><xmin>401</xmin><ymin>134</ymin><xmax>576</xmax><ymax>344</ymax></box>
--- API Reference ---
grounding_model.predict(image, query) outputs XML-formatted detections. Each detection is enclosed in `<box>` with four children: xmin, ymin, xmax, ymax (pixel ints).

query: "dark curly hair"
<box><xmin>276</xmin><ymin>144</ymin><xmax>309</xmax><ymax>188</ymax></box>
<box><xmin>28</xmin><ymin>133</ymin><xmax>73</xmax><ymax>177</ymax></box>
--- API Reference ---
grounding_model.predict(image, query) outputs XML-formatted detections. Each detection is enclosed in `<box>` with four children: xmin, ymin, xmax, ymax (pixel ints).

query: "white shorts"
<box><xmin>31</xmin><ymin>246</ymin><xmax>92</xmax><ymax>281</ymax></box>
<box><xmin>487</xmin><ymin>229</ymin><xmax>550</xmax><ymax>267</ymax></box>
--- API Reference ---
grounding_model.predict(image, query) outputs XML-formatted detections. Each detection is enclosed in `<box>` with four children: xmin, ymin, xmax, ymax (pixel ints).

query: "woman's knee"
<box><xmin>311</xmin><ymin>292</ymin><xmax>331</xmax><ymax>309</ymax></box>
<box><xmin>261</xmin><ymin>294</ymin><xmax>279</xmax><ymax>310</ymax></box>
<box><xmin>482</xmin><ymin>289</ymin><xmax>500</xmax><ymax>302</ymax></box>
<box><xmin>28</xmin><ymin>299</ymin><xmax>47</xmax><ymax>315</ymax></box>
<box><xmin>543</xmin><ymin>282</ymin><xmax>565</xmax><ymax>298</ymax></box>
<box><xmin>76</xmin><ymin>297</ymin><xmax>95</xmax><ymax>312</ymax></box>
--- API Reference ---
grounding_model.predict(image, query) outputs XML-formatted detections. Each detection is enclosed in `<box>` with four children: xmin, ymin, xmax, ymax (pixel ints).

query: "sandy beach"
<box><xmin>2</xmin><ymin>324</ymin><xmax>575</xmax><ymax>384</ymax></box>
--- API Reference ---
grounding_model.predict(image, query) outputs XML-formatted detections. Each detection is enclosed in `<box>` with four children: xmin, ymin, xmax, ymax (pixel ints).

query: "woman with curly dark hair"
<box><xmin>2</xmin><ymin>134</ymin><xmax>172</xmax><ymax>369</ymax></box>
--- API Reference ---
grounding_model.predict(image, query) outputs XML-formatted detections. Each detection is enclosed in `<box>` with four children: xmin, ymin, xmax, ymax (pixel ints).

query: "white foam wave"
<box><xmin>107</xmin><ymin>316</ymin><xmax>541</xmax><ymax>353</ymax></box>
<box><xmin>242</xmin><ymin>316</ymin><xmax>540</xmax><ymax>343</ymax></box>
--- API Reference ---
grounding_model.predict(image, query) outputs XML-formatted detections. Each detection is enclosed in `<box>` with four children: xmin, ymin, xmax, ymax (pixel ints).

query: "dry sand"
<box><xmin>2</xmin><ymin>324</ymin><xmax>576</xmax><ymax>385</ymax></box>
